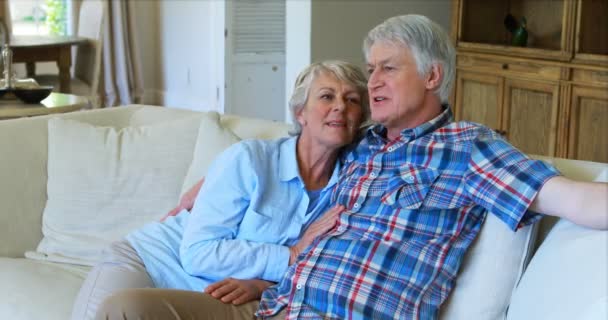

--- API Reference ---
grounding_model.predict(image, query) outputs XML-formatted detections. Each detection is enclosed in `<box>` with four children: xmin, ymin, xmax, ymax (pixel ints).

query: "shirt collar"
<box><xmin>366</xmin><ymin>104</ymin><xmax>453</xmax><ymax>143</ymax></box>
<box><xmin>279</xmin><ymin>136</ymin><xmax>341</xmax><ymax>191</ymax></box>
<box><xmin>279</xmin><ymin>136</ymin><xmax>300</xmax><ymax>182</ymax></box>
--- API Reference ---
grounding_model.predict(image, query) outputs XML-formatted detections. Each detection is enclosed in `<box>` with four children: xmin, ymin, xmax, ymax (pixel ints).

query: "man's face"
<box><xmin>366</xmin><ymin>42</ymin><xmax>431</xmax><ymax>139</ymax></box>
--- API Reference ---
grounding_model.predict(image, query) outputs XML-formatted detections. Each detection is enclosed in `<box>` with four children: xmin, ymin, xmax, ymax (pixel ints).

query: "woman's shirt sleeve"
<box><xmin>179</xmin><ymin>142</ymin><xmax>291</xmax><ymax>283</ymax></box>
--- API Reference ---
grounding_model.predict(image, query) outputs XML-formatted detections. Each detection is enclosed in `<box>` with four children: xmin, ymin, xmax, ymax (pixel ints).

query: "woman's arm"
<box><xmin>530</xmin><ymin>176</ymin><xmax>608</xmax><ymax>229</ymax></box>
<box><xmin>179</xmin><ymin>142</ymin><xmax>292</xmax><ymax>282</ymax></box>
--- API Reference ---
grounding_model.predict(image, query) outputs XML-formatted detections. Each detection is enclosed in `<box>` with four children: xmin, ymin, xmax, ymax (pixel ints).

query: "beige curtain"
<box><xmin>0</xmin><ymin>0</ymin><xmax>12</xmax><ymax>42</ymax></box>
<box><xmin>99</xmin><ymin>0</ymin><xmax>143</xmax><ymax>107</ymax></box>
<box><xmin>71</xmin><ymin>0</ymin><xmax>143</xmax><ymax>107</ymax></box>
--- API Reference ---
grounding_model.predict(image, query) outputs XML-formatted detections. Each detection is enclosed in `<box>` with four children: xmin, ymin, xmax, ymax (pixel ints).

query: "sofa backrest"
<box><xmin>1</xmin><ymin>105</ymin><xmax>604</xmax><ymax>259</ymax></box>
<box><xmin>0</xmin><ymin>105</ymin><xmax>291</xmax><ymax>258</ymax></box>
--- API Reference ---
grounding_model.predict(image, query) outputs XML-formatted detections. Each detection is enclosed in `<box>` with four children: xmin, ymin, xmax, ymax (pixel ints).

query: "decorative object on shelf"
<box><xmin>0</xmin><ymin>24</ymin><xmax>54</xmax><ymax>105</ymax></box>
<box><xmin>11</xmin><ymin>86</ymin><xmax>54</xmax><ymax>104</ymax></box>
<box><xmin>504</xmin><ymin>14</ymin><xmax>528</xmax><ymax>47</ymax></box>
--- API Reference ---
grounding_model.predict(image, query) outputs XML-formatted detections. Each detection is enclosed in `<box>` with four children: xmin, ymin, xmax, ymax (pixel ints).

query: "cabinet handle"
<box><xmin>502</xmin><ymin>63</ymin><xmax>509</xmax><ymax>70</ymax></box>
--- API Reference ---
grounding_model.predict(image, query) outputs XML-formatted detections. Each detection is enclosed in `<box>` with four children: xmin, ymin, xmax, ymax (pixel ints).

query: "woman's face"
<box><xmin>297</xmin><ymin>72</ymin><xmax>364</xmax><ymax>151</ymax></box>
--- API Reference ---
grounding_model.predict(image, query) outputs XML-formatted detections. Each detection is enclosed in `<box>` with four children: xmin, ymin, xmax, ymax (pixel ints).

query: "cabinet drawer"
<box><xmin>571</xmin><ymin>68</ymin><xmax>608</xmax><ymax>86</ymax></box>
<box><xmin>457</xmin><ymin>54</ymin><xmax>564</xmax><ymax>81</ymax></box>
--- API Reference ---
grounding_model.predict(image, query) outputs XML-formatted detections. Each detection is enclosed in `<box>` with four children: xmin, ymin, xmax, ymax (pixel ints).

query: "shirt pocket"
<box><xmin>380</xmin><ymin>166</ymin><xmax>440</xmax><ymax>209</ymax></box>
<box><xmin>237</xmin><ymin>206</ymin><xmax>295</xmax><ymax>243</ymax></box>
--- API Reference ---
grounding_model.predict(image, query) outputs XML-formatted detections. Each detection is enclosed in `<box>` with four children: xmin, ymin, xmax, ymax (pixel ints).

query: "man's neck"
<box><xmin>386</xmin><ymin>100</ymin><xmax>443</xmax><ymax>141</ymax></box>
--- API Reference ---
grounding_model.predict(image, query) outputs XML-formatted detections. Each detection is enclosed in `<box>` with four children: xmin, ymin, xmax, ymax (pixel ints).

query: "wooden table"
<box><xmin>9</xmin><ymin>35</ymin><xmax>88</xmax><ymax>93</ymax></box>
<box><xmin>0</xmin><ymin>92</ymin><xmax>89</xmax><ymax>119</ymax></box>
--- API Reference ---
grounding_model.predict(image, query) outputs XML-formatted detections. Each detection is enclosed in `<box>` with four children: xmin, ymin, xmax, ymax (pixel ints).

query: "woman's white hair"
<box><xmin>288</xmin><ymin>60</ymin><xmax>369</xmax><ymax>136</ymax></box>
<box><xmin>363</xmin><ymin>14</ymin><xmax>455</xmax><ymax>104</ymax></box>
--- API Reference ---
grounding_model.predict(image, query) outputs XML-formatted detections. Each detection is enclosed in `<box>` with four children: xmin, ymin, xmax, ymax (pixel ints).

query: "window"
<box><xmin>9</xmin><ymin>0</ymin><xmax>69</xmax><ymax>36</ymax></box>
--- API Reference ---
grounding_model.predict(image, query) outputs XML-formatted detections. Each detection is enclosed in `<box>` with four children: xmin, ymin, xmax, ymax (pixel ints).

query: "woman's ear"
<box><xmin>425</xmin><ymin>64</ymin><xmax>443</xmax><ymax>91</ymax></box>
<box><xmin>296</xmin><ymin>106</ymin><xmax>307</xmax><ymax>126</ymax></box>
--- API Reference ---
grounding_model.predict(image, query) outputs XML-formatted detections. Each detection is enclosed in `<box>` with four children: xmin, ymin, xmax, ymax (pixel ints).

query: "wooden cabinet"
<box><xmin>566</xmin><ymin>82</ymin><xmax>608</xmax><ymax>163</ymax></box>
<box><xmin>503</xmin><ymin>79</ymin><xmax>560</xmax><ymax>157</ymax></box>
<box><xmin>451</xmin><ymin>0</ymin><xmax>608</xmax><ymax>162</ymax></box>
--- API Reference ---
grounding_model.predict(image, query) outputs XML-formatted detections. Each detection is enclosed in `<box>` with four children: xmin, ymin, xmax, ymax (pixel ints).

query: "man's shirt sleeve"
<box><xmin>464</xmin><ymin>134</ymin><xmax>560</xmax><ymax>231</ymax></box>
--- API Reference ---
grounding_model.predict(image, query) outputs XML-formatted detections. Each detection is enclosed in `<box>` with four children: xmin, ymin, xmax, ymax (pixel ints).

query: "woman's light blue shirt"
<box><xmin>126</xmin><ymin>137</ymin><xmax>340</xmax><ymax>291</ymax></box>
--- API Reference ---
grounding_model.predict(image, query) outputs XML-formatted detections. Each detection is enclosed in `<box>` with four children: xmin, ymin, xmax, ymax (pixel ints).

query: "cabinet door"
<box><xmin>502</xmin><ymin>79</ymin><xmax>560</xmax><ymax>156</ymax></box>
<box><xmin>455</xmin><ymin>71</ymin><xmax>504</xmax><ymax>132</ymax></box>
<box><xmin>567</xmin><ymin>86</ymin><xmax>608</xmax><ymax>163</ymax></box>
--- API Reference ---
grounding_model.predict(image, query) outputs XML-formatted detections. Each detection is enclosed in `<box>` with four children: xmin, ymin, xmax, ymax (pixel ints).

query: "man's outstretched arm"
<box><xmin>530</xmin><ymin>176</ymin><xmax>608</xmax><ymax>229</ymax></box>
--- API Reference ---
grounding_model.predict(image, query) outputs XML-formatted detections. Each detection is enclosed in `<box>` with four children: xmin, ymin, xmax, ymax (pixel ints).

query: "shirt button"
<box><xmin>353</xmin><ymin>203</ymin><xmax>360</xmax><ymax>208</ymax></box>
<box><xmin>296</xmin><ymin>282</ymin><xmax>304</xmax><ymax>289</ymax></box>
<box><xmin>407</xmin><ymin>176</ymin><xmax>415</xmax><ymax>182</ymax></box>
<box><xmin>314</xmin><ymin>248</ymin><xmax>321</xmax><ymax>254</ymax></box>
<box><xmin>388</xmin><ymin>147</ymin><xmax>394</xmax><ymax>152</ymax></box>
<box><xmin>370</xmin><ymin>172</ymin><xmax>376</xmax><ymax>178</ymax></box>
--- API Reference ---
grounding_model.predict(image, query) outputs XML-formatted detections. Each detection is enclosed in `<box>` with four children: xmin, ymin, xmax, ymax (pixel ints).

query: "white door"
<box><xmin>225</xmin><ymin>0</ymin><xmax>286</xmax><ymax>122</ymax></box>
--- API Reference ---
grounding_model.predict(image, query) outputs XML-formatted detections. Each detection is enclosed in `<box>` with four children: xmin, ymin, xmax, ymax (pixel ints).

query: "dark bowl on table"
<box><xmin>12</xmin><ymin>86</ymin><xmax>54</xmax><ymax>104</ymax></box>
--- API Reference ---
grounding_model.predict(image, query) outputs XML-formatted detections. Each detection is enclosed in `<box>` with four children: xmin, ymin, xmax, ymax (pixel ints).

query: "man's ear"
<box><xmin>425</xmin><ymin>64</ymin><xmax>443</xmax><ymax>91</ymax></box>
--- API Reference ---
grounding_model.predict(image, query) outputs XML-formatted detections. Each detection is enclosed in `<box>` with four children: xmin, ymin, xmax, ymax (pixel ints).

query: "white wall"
<box><xmin>157</xmin><ymin>0</ymin><xmax>221</xmax><ymax>111</ymax></box>
<box><xmin>284</xmin><ymin>0</ymin><xmax>311</xmax><ymax>123</ymax></box>
<box><xmin>132</xmin><ymin>0</ymin><xmax>223</xmax><ymax>112</ymax></box>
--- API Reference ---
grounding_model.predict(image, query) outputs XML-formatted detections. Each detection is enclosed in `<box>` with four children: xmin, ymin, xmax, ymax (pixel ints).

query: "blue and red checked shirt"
<box><xmin>257</xmin><ymin>107</ymin><xmax>559</xmax><ymax>319</ymax></box>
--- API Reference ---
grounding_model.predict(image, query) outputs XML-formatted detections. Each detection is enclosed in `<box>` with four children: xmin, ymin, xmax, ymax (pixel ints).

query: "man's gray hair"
<box><xmin>363</xmin><ymin>14</ymin><xmax>455</xmax><ymax>104</ymax></box>
<box><xmin>288</xmin><ymin>60</ymin><xmax>369</xmax><ymax>136</ymax></box>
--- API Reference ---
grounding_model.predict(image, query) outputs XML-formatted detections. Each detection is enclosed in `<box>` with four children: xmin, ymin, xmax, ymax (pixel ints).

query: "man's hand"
<box><xmin>204</xmin><ymin>278</ymin><xmax>274</xmax><ymax>305</ymax></box>
<box><xmin>289</xmin><ymin>205</ymin><xmax>344</xmax><ymax>264</ymax></box>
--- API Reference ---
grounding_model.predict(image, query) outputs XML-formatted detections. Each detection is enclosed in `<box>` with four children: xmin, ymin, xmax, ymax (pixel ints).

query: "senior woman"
<box><xmin>69</xmin><ymin>60</ymin><xmax>369</xmax><ymax>320</ymax></box>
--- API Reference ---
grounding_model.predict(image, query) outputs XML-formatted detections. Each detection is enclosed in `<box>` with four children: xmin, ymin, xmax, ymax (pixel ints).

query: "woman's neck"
<box><xmin>296</xmin><ymin>138</ymin><xmax>339</xmax><ymax>191</ymax></box>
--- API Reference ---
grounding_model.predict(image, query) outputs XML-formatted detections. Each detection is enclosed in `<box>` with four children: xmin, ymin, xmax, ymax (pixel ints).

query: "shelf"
<box><xmin>456</xmin><ymin>0</ymin><xmax>574</xmax><ymax>59</ymax></box>
<box><xmin>573</xmin><ymin>0</ymin><xmax>608</xmax><ymax>66</ymax></box>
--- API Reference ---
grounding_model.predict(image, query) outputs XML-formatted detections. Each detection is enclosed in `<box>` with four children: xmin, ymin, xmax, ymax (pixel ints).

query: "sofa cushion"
<box><xmin>506</xmin><ymin>161</ymin><xmax>608</xmax><ymax>320</ymax></box>
<box><xmin>31</xmin><ymin>116</ymin><xmax>202</xmax><ymax>266</ymax></box>
<box><xmin>0</xmin><ymin>257</ymin><xmax>89</xmax><ymax>320</ymax></box>
<box><xmin>0</xmin><ymin>106</ymin><xmax>144</xmax><ymax>258</ymax></box>
<box><xmin>506</xmin><ymin>220</ymin><xmax>608</xmax><ymax>320</ymax></box>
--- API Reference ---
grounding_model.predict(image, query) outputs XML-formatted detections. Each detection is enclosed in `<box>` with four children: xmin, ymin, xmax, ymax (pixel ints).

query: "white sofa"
<box><xmin>0</xmin><ymin>105</ymin><xmax>606</xmax><ymax>320</ymax></box>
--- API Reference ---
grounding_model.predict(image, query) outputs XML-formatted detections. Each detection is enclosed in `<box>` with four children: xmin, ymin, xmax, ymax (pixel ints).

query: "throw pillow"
<box><xmin>439</xmin><ymin>158</ymin><xmax>555</xmax><ymax>319</ymax></box>
<box><xmin>179</xmin><ymin>112</ymin><xmax>240</xmax><ymax>198</ymax></box>
<box><xmin>31</xmin><ymin>116</ymin><xmax>202</xmax><ymax>266</ymax></box>
<box><xmin>439</xmin><ymin>214</ymin><xmax>536</xmax><ymax>319</ymax></box>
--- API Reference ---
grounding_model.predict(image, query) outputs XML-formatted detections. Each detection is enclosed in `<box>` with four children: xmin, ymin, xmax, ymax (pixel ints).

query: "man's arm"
<box><xmin>530</xmin><ymin>176</ymin><xmax>608</xmax><ymax>229</ymax></box>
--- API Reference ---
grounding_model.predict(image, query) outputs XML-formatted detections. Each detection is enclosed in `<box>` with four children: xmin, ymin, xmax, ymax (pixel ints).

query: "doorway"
<box><xmin>225</xmin><ymin>0</ymin><xmax>286</xmax><ymax>122</ymax></box>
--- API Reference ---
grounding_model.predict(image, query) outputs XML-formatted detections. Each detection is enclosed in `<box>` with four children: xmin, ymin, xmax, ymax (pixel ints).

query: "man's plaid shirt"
<box><xmin>257</xmin><ymin>107</ymin><xmax>559</xmax><ymax>319</ymax></box>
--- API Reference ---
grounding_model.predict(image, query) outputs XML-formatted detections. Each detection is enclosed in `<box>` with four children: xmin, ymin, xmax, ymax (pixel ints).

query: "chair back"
<box><xmin>73</xmin><ymin>0</ymin><xmax>105</xmax><ymax>96</ymax></box>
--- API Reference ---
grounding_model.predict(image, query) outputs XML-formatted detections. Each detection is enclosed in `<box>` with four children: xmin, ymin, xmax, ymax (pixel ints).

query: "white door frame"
<box><xmin>210</xmin><ymin>0</ymin><xmax>226</xmax><ymax>113</ymax></box>
<box><xmin>211</xmin><ymin>0</ymin><xmax>311</xmax><ymax>120</ymax></box>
